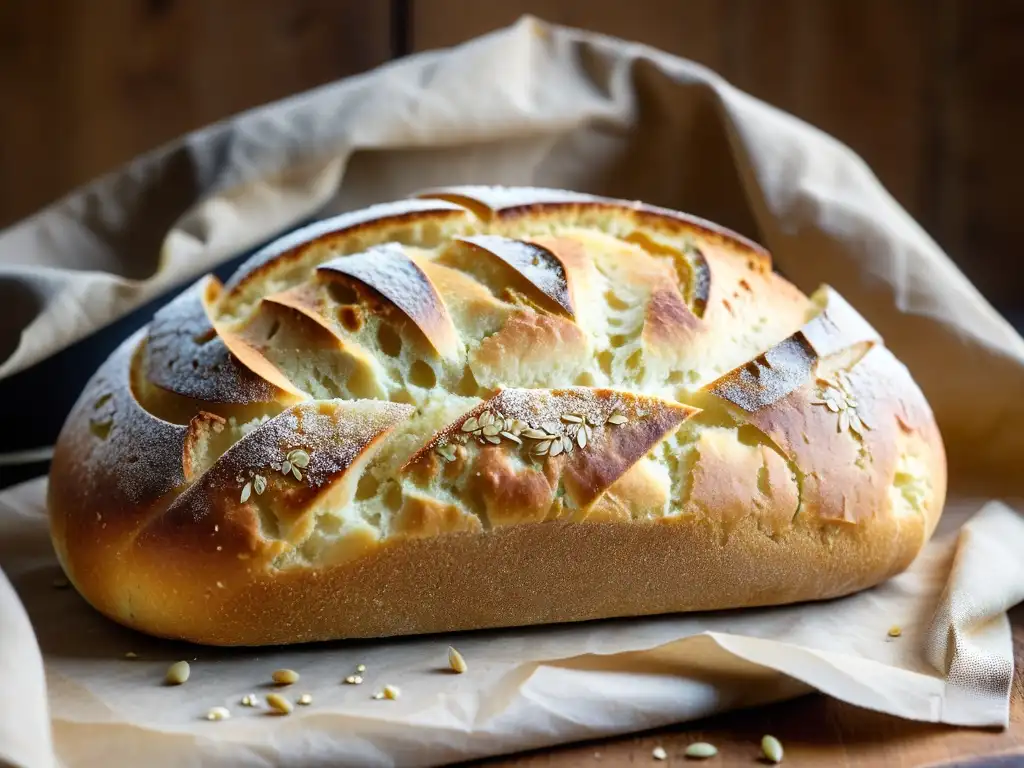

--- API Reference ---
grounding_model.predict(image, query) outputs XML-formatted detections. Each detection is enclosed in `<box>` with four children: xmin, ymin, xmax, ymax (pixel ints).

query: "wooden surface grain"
<box><xmin>473</xmin><ymin>605</ymin><xmax>1024</xmax><ymax>767</ymax></box>
<box><xmin>0</xmin><ymin>0</ymin><xmax>391</xmax><ymax>230</ymax></box>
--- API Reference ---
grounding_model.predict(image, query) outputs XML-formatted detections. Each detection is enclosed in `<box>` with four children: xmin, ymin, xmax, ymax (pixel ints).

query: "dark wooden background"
<box><xmin>3</xmin><ymin>0</ymin><xmax>1022</xmax><ymax>318</ymax></box>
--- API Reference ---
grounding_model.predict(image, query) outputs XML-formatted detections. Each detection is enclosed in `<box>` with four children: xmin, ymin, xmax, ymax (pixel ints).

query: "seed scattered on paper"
<box><xmin>652</xmin><ymin>745</ymin><xmax>667</xmax><ymax>760</ymax></box>
<box><xmin>761</xmin><ymin>734</ymin><xmax>784</xmax><ymax>763</ymax></box>
<box><xmin>266</xmin><ymin>693</ymin><xmax>292</xmax><ymax>715</ymax></box>
<box><xmin>448</xmin><ymin>646</ymin><xmax>468</xmax><ymax>673</ymax></box>
<box><xmin>888</xmin><ymin>625</ymin><xmax>902</xmax><ymax>638</ymax></box>
<box><xmin>272</xmin><ymin>668</ymin><xmax>299</xmax><ymax>685</ymax></box>
<box><xmin>165</xmin><ymin>661</ymin><xmax>190</xmax><ymax>685</ymax></box>
<box><xmin>685</xmin><ymin>742</ymin><xmax>718</xmax><ymax>759</ymax></box>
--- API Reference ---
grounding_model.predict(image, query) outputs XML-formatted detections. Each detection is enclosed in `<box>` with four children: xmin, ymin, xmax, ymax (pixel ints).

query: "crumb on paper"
<box><xmin>652</xmin><ymin>745</ymin><xmax>667</xmax><ymax>760</ymax></box>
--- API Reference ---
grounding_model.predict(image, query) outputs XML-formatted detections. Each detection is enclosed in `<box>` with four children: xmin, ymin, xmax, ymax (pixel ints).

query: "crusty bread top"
<box><xmin>49</xmin><ymin>186</ymin><xmax>944</xmax><ymax>592</ymax></box>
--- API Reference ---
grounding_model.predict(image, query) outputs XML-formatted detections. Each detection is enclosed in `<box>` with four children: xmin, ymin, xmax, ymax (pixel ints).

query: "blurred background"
<box><xmin>1</xmin><ymin>0</ymin><xmax>1022</xmax><ymax>485</ymax></box>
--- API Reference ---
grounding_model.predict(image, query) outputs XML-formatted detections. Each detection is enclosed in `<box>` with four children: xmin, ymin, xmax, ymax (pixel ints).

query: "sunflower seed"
<box><xmin>562</xmin><ymin>435</ymin><xmax>574</xmax><ymax>453</ymax></box>
<box><xmin>522</xmin><ymin>428</ymin><xmax>549</xmax><ymax>440</ymax></box>
<box><xmin>288</xmin><ymin>449</ymin><xmax>310</xmax><ymax>468</ymax></box>
<box><xmin>534</xmin><ymin>440</ymin><xmax>551</xmax><ymax>456</ymax></box>
<box><xmin>577</xmin><ymin>427</ymin><xmax>588</xmax><ymax>449</ymax></box>
<box><xmin>607</xmin><ymin>412</ymin><xmax>627</xmax><ymax>425</ymax></box>
<box><xmin>253</xmin><ymin>475</ymin><xmax>267</xmax><ymax>495</ymax></box>
<box><xmin>482</xmin><ymin>424</ymin><xmax>501</xmax><ymax>436</ymax></box>
<box><xmin>292</xmin><ymin>467</ymin><xmax>303</xmax><ymax>481</ymax></box>
<box><xmin>501</xmin><ymin>431</ymin><xmax>522</xmax><ymax>444</ymax></box>
<box><xmin>485</xmin><ymin>435</ymin><xmax>501</xmax><ymax>444</ymax></box>
<box><xmin>461</xmin><ymin>417</ymin><xmax>479</xmax><ymax>432</ymax></box>
<box><xmin>479</xmin><ymin>411</ymin><xmax>495</xmax><ymax>427</ymax></box>
<box><xmin>240</xmin><ymin>482</ymin><xmax>252</xmax><ymax>504</ymax></box>
<box><xmin>165</xmin><ymin>661</ymin><xmax>190</xmax><ymax>685</ymax></box>
<box><xmin>281</xmin><ymin>460</ymin><xmax>292</xmax><ymax>475</ymax></box>
<box><xmin>266</xmin><ymin>693</ymin><xmax>292</xmax><ymax>714</ymax></box>
<box><xmin>838</xmin><ymin>410</ymin><xmax>849</xmax><ymax>433</ymax></box>
<box><xmin>849</xmin><ymin>412</ymin><xmax>865</xmax><ymax>436</ymax></box>
<box><xmin>684</xmin><ymin>742</ymin><xmax>717</xmax><ymax>759</ymax></box>
<box><xmin>549</xmin><ymin>439</ymin><xmax>564</xmax><ymax>457</ymax></box>
<box><xmin>448</xmin><ymin>646</ymin><xmax>468</xmax><ymax>673</ymax></box>
<box><xmin>561</xmin><ymin>414</ymin><xmax>583</xmax><ymax>424</ymax></box>
<box><xmin>206</xmin><ymin>706</ymin><xmax>231</xmax><ymax>721</ymax></box>
<box><xmin>272</xmin><ymin>669</ymin><xmax>299</xmax><ymax>685</ymax></box>
<box><xmin>761</xmin><ymin>735</ymin><xmax>783</xmax><ymax>763</ymax></box>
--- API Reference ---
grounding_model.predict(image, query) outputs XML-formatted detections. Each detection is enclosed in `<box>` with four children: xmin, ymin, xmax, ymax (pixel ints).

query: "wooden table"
<box><xmin>477</xmin><ymin>607</ymin><xmax>1024</xmax><ymax>767</ymax></box>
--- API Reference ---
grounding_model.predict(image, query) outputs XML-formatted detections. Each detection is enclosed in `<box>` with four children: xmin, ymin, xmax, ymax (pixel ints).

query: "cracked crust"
<box><xmin>48</xmin><ymin>187</ymin><xmax>946</xmax><ymax>645</ymax></box>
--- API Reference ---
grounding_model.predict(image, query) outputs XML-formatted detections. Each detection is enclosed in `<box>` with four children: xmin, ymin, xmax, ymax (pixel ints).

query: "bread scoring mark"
<box><xmin>318</xmin><ymin>244</ymin><xmax>460</xmax><ymax>360</ymax></box>
<box><xmin>145</xmin><ymin>277</ymin><xmax>283</xmax><ymax>405</ymax></box>
<box><xmin>801</xmin><ymin>286</ymin><xmax>881</xmax><ymax>357</ymax></box>
<box><xmin>706</xmin><ymin>286</ymin><xmax>882</xmax><ymax>413</ymax></box>
<box><xmin>222</xmin><ymin>199</ymin><xmax>468</xmax><ymax>295</ymax></box>
<box><xmin>407</xmin><ymin>388</ymin><xmax>697</xmax><ymax>514</ymax></box>
<box><xmin>214</xmin><ymin>324</ymin><xmax>307</xmax><ymax>401</ymax></box>
<box><xmin>153</xmin><ymin>399</ymin><xmax>415</xmax><ymax>546</ymax></box>
<box><xmin>624</xmin><ymin>231</ymin><xmax>711</xmax><ymax>318</ymax></box>
<box><xmin>417</xmin><ymin>186</ymin><xmax>604</xmax><ymax>220</ymax></box>
<box><xmin>457</xmin><ymin>235</ymin><xmax>575</xmax><ymax>317</ymax></box>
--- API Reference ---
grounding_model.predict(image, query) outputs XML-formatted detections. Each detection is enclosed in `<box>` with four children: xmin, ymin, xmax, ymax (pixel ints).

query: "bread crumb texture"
<box><xmin>48</xmin><ymin>187</ymin><xmax>946</xmax><ymax>645</ymax></box>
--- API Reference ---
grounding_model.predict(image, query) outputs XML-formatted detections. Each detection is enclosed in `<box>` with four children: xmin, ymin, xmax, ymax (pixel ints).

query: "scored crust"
<box><xmin>48</xmin><ymin>186</ymin><xmax>946</xmax><ymax>645</ymax></box>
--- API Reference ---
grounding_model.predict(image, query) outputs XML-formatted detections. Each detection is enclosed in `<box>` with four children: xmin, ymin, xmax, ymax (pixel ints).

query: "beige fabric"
<box><xmin>1</xmin><ymin>16</ymin><xmax>1023</xmax><ymax>767</ymax></box>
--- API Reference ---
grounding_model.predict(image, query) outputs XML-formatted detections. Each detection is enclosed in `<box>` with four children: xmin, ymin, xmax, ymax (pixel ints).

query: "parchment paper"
<box><xmin>2</xmin><ymin>16</ymin><xmax>1024</xmax><ymax>768</ymax></box>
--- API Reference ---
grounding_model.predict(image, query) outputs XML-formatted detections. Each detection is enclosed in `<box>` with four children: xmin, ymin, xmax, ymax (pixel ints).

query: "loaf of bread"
<box><xmin>48</xmin><ymin>187</ymin><xmax>946</xmax><ymax>646</ymax></box>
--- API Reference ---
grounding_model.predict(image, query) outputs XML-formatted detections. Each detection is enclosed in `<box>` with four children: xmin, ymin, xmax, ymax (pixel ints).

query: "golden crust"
<box><xmin>48</xmin><ymin>186</ymin><xmax>947</xmax><ymax>646</ymax></box>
